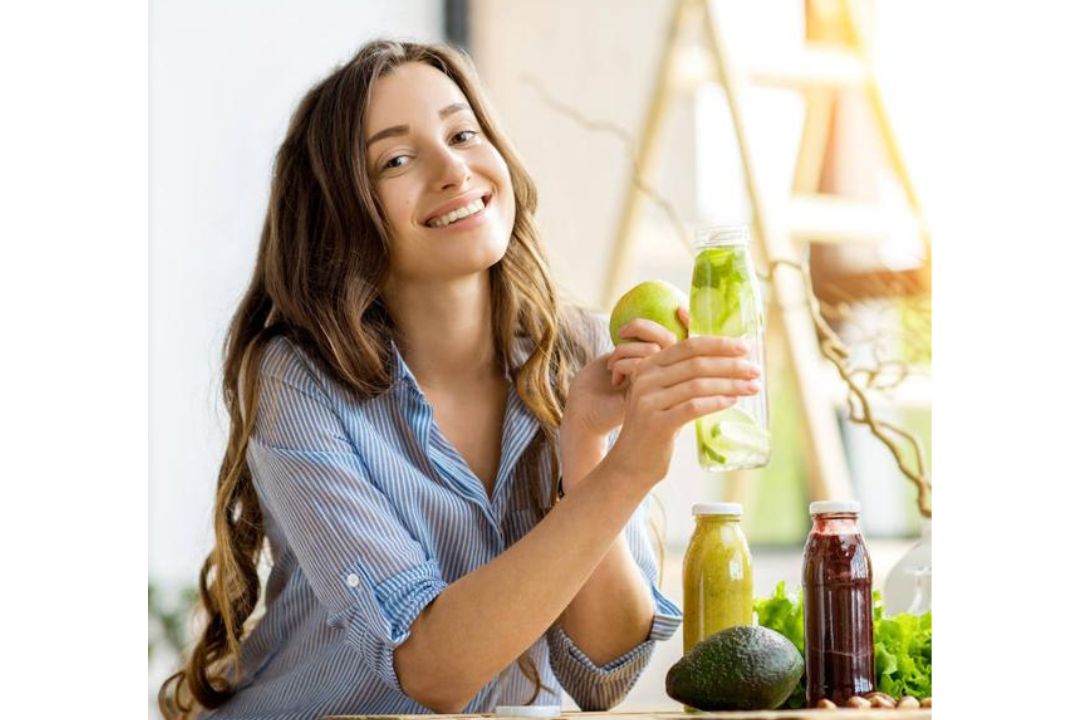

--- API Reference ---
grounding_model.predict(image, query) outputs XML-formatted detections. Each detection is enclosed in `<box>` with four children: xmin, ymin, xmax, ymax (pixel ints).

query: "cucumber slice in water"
<box><xmin>699</xmin><ymin>407</ymin><xmax>770</xmax><ymax>462</ymax></box>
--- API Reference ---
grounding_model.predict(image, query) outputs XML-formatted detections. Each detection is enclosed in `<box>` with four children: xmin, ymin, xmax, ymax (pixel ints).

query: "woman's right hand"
<box><xmin>604</xmin><ymin>335</ymin><xmax>761</xmax><ymax>488</ymax></box>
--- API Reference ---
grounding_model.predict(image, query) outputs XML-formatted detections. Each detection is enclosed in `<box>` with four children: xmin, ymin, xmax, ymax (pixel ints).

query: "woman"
<box><xmin>160</xmin><ymin>39</ymin><xmax>761</xmax><ymax>719</ymax></box>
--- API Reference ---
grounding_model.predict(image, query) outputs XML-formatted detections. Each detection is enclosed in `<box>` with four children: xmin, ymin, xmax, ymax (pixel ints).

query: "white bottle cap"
<box><xmin>809</xmin><ymin>500</ymin><xmax>861</xmax><ymax>515</ymax></box>
<box><xmin>693</xmin><ymin>502</ymin><xmax>743</xmax><ymax>516</ymax></box>
<box><xmin>495</xmin><ymin>706</ymin><xmax>562</xmax><ymax>718</ymax></box>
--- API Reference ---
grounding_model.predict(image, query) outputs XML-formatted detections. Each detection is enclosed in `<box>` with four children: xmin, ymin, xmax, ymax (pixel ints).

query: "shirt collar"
<box><xmin>388</xmin><ymin>339</ymin><xmax>423</xmax><ymax>395</ymax></box>
<box><xmin>387</xmin><ymin>335</ymin><xmax>543</xmax><ymax>508</ymax></box>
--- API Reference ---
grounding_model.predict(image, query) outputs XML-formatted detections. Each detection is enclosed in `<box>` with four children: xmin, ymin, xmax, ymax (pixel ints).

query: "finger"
<box><xmin>617</xmin><ymin>318</ymin><xmax>678</xmax><ymax>348</ymax></box>
<box><xmin>654</xmin><ymin>335</ymin><xmax>749</xmax><ymax>367</ymax></box>
<box><xmin>611</xmin><ymin>357</ymin><xmax>644</xmax><ymax>384</ymax></box>
<box><xmin>606</xmin><ymin>341</ymin><xmax>662</xmax><ymax>371</ymax></box>
<box><xmin>653</xmin><ymin>356</ymin><xmax>761</xmax><ymax>389</ymax></box>
<box><xmin>653</xmin><ymin>377</ymin><xmax>761</xmax><ymax>411</ymax></box>
<box><xmin>664</xmin><ymin>394</ymin><xmax>738</xmax><ymax>427</ymax></box>
<box><xmin>677</xmin><ymin>306</ymin><xmax>690</xmax><ymax>331</ymax></box>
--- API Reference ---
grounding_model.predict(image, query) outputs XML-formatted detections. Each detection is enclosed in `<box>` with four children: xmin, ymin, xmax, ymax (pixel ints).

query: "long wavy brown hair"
<box><xmin>158</xmin><ymin>39</ymin><xmax>602</xmax><ymax>718</ymax></box>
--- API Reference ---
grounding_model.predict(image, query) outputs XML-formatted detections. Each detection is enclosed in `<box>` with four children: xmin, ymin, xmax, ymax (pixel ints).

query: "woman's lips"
<box><xmin>424</xmin><ymin>193</ymin><xmax>492</xmax><ymax>231</ymax></box>
<box><xmin>423</xmin><ymin>192</ymin><xmax>492</xmax><ymax>227</ymax></box>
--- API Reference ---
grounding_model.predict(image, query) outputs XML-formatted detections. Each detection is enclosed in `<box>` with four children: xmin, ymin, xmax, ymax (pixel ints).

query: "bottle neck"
<box><xmin>811</xmin><ymin>512</ymin><xmax>860</xmax><ymax>534</ymax></box>
<box><xmin>692</xmin><ymin>240</ymin><xmax>748</xmax><ymax>254</ymax></box>
<box><xmin>696</xmin><ymin>515</ymin><xmax>742</xmax><ymax>526</ymax></box>
<box><xmin>693</xmin><ymin>225</ymin><xmax>750</xmax><ymax>248</ymax></box>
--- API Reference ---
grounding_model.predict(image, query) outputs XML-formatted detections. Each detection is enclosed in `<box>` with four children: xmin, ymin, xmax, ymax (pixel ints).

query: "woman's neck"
<box><xmin>384</xmin><ymin>271</ymin><xmax>502</xmax><ymax>390</ymax></box>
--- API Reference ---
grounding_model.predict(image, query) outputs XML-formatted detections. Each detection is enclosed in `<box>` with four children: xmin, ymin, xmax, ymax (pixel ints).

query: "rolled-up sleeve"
<box><xmin>546</xmin><ymin>493</ymin><xmax>682</xmax><ymax>710</ymax></box>
<box><xmin>246</xmin><ymin>347</ymin><xmax>447</xmax><ymax>692</ymax></box>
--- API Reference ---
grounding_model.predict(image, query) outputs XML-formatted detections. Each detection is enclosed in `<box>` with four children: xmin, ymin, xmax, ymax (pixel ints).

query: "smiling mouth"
<box><xmin>425</xmin><ymin>193</ymin><xmax>492</xmax><ymax>228</ymax></box>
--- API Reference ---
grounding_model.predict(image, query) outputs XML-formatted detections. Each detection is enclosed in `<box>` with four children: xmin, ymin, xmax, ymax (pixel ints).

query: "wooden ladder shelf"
<box><xmin>602</xmin><ymin>0</ymin><xmax>932</xmax><ymax>505</ymax></box>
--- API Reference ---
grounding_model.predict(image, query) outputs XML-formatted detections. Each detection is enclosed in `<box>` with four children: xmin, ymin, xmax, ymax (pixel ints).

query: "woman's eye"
<box><xmin>451</xmin><ymin>129</ymin><xmax>479</xmax><ymax>144</ymax></box>
<box><xmin>383</xmin><ymin>154</ymin><xmax>410</xmax><ymax>170</ymax></box>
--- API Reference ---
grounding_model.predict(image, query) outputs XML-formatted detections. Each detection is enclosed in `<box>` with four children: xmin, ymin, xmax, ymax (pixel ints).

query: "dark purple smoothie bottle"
<box><xmin>802</xmin><ymin>500</ymin><xmax>875</xmax><ymax>705</ymax></box>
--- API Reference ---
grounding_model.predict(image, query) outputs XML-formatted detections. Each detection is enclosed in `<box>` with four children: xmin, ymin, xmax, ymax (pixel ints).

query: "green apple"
<box><xmin>609</xmin><ymin>280</ymin><xmax>689</xmax><ymax>346</ymax></box>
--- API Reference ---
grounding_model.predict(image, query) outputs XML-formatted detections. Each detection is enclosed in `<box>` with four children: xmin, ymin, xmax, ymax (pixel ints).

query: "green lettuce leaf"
<box><xmin>874</xmin><ymin>606</ymin><xmax>932</xmax><ymax>699</ymax></box>
<box><xmin>753</xmin><ymin>581</ymin><xmax>806</xmax><ymax>708</ymax></box>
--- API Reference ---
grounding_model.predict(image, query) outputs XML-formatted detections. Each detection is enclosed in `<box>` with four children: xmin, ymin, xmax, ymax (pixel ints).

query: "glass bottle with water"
<box><xmin>690</xmin><ymin>225</ymin><xmax>770</xmax><ymax>471</ymax></box>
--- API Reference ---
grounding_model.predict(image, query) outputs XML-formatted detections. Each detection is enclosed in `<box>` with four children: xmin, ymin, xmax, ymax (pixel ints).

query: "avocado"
<box><xmin>665</xmin><ymin>625</ymin><xmax>804</xmax><ymax>711</ymax></box>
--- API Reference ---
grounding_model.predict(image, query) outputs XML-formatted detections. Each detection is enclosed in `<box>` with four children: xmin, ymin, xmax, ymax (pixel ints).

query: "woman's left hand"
<box><xmin>563</xmin><ymin>308</ymin><xmax>689</xmax><ymax>439</ymax></box>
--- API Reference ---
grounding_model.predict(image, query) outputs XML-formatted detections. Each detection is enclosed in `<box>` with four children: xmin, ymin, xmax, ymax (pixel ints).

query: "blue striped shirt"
<box><xmin>204</xmin><ymin>324</ymin><xmax>681</xmax><ymax>719</ymax></box>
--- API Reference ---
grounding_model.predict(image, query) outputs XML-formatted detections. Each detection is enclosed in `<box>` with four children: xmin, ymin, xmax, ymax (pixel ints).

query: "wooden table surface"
<box><xmin>325</xmin><ymin>710</ymin><xmax>931</xmax><ymax>720</ymax></box>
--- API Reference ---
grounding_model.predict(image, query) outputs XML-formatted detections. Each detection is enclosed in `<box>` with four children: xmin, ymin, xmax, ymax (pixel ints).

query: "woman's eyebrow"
<box><xmin>366</xmin><ymin>102</ymin><xmax>472</xmax><ymax>147</ymax></box>
<box><xmin>438</xmin><ymin>102</ymin><xmax>470</xmax><ymax>119</ymax></box>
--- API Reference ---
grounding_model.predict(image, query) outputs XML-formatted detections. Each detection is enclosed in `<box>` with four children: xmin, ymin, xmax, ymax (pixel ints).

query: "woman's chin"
<box><xmin>443</xmin><ymin>229</ymin><xmax>510</xmax><ymax>270</ymax></box>
<box><xmin>466</xmin><ymin>242</ymin><xmax>511</xmax><ymax>275</ymax></box>
<box><xmin>418</xmin><ymin>242</ymin><xmax>509</xmax><ymax>280</ymax></box>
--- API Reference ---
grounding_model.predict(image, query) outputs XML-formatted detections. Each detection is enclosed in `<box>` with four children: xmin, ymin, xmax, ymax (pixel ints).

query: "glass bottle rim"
<box><xmin>693</xmin><ymin>224</ymin><xmax>750</xmax><ymax>249</ymax></box>
<box><xmin>693</xmin><ymin>502</ymin><xmax>743</xmax><ymax>517</ymax></box>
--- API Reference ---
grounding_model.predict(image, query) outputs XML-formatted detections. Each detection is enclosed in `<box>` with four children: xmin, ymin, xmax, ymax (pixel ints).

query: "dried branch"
<box><xmin>772</xmin><ymin>258</ymin><xmax>931</xmax><ymax>517</ymax></box>
<box><xmin>521</xmin><ymin>74</ymin><xmax>695</xmax><ymax>254</ymax></box>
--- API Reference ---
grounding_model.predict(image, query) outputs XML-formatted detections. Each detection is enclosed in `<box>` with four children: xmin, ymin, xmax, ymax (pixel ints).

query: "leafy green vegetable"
<box><xmin>874</xmin><ymin>607</ymin><xmax>932</xmax><ymax>698</ymax></box>
<box><xmin>753</xmin><ymin>581</ymin><xmax>806</xmax><ymax>708</ymax></box>
<box><xmin>753</xmin><ymin>581</ymin><xmax>932</xmax><ymax>705</ymax></box>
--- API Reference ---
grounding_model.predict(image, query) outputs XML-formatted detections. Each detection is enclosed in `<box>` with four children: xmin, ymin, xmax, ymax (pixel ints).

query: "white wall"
<box><xmin>149</xmin><ymin>0</ymin><xmax>443</xmax><ymax>590</ymax></box>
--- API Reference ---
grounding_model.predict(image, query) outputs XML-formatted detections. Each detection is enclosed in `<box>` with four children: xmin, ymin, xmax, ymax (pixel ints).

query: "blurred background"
<box><xmin>149</xmin><ymin>0</ymin><xmax>933</xmax><ymax>713</ymax></box>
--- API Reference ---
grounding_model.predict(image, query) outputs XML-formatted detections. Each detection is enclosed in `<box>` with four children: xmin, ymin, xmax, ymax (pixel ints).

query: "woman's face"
<box><xmin>364</xmin><ymin>62</ymin><xmax>515</xmax><ymax>284</ymax></box>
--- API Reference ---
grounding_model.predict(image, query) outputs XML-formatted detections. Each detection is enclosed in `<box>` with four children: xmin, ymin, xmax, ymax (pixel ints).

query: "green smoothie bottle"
<box><xmin>682</xmin><ymin>502</ymin><xmax>754</xmax><ymax>656</ymax></box>
<box><xmin>690</xmin><ymin>225</ymin><xmax>770</xmax><ymax>471</ymax></box>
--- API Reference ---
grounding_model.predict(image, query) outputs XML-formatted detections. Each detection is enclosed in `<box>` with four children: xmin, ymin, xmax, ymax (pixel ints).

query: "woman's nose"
<box><xmin>431</xmin><ymin>147</ymin><xmax>471</xmax><ymax>190</ymax></box>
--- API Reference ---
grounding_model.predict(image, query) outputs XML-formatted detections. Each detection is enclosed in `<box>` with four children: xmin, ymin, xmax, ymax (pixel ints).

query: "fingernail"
<box><xmin>744</xmin><ymin>362</ymin><xmax>760</xmax><ymax>377</ymax></box>
<box><xmin>747</xmin><ymin>381</ymin><xmax>761</xmax><ymax>393</ymax></box>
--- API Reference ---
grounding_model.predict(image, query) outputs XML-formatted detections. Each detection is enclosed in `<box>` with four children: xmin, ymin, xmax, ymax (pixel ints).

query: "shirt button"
<box><xmin>346</xmin><ymin>573</ymin><xmax>360</xmax><ymax>588</ymax></box>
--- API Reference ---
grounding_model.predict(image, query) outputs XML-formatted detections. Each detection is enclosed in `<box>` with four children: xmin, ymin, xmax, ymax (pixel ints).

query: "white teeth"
<box><xmin>428</xmin><ymin>198</ymin><xmax>485</xmax><ymax>228</ymax></box>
